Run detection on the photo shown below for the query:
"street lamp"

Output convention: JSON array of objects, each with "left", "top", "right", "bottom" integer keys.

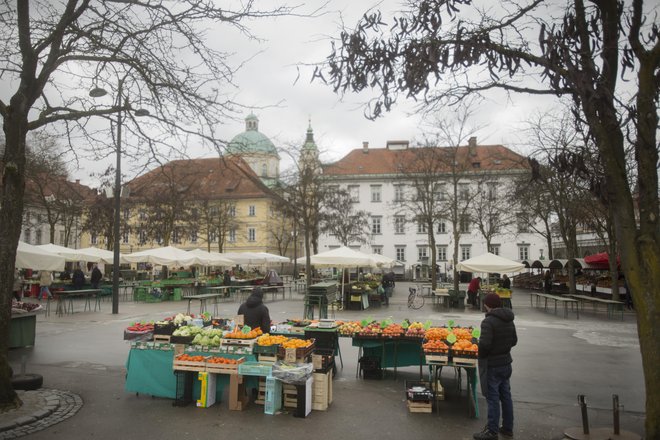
[{"left": 90, "top": 82, "right": 149, "bottom": 314}]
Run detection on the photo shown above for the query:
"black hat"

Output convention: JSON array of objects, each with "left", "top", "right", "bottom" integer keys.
[{"left": 484, "top": 293, "right": 502, "bottom": 309}]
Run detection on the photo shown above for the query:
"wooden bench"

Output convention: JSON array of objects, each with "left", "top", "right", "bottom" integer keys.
[
  {"left": 569, "top": 294, "right": 625, "bottom": 320},
  {"left": 530, "top": 292, "right": 579, "bottom": 319}
]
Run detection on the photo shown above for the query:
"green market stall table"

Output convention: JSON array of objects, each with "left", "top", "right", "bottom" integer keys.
[
  {"left": 54, "top": 289, "right": 102, "bottom": 317},
  {"left": 9, "top": 312, "right": 37, "bottom": 348},
  {"left": 125, "top": 343, "right": 257, "bottom": 406},
  {"left": 426, "top": 355, "right": 480, "bottom": 418},
  {"left": 352, "top": 336, "right": 424, "bottom": 379}
]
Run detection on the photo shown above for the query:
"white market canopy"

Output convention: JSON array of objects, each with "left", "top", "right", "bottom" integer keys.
[
  {"left": 77, "top": 246, "right": 129, "bottom": 264},
  {"left": 369, "top": 253, "right": 399, "bottom": 268},
  {"left": 222, "top": 252, "right": 289, "bottom": 265},
  {"left": 16, "top": 241, "right": 66, "bottom": 271},
  {"left": 296, "top": 246, "right": 379, "bottom": 268},
  {"left": 186, "top": 249, "right": 234, "bottom": 266},
  {"left": 456, "top": 252, "right": 525, "bottom": 274},
  {"left": 36, "top": 243, "right": 99, "bottom": 262},
  {"left": 123, "top": 246, "right": 201, "bottom": 267}
]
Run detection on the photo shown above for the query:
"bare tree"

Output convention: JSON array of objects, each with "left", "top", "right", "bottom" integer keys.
[
  {"left": 0, "top": 0, "right": 296, "bottom": 408},
  {"left": 319, "top": 190, "right": 370, "bottom": 246},
  {"left": 318, "top": 2, "right": 660, "bottom": 432},
  {"left": 195, "top": 199, "right": 238, "bottom": 253}
]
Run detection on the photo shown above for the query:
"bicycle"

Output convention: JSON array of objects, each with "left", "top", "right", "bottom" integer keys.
[{"left": 407, "top": 287, "right": 425, "bottom": 309}]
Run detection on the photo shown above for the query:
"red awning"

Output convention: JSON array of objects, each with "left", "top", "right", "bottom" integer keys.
[{"left": 584, "top": 252, "right": 619, "bottom": 268}]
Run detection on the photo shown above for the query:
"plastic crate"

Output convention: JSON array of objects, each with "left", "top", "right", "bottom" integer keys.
[
  {"left": 238, "top": 361, "right": 273, "bottom": 377},
  {"left": 359, "top": 356, "right": 381, "bottom": 379},
  {"left": 264, "top": 376, "right": 282, "bottom": 415},
  {"left": 173, "top": 370, "right": 194, "bottom": 407},
  {"left": 405, "top": 380, "right": 434, "bottom": 402}
]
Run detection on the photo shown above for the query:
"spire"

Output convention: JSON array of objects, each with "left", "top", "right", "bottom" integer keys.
[{"left": 303, "top": 116, "right": 317, "bottom": 151}]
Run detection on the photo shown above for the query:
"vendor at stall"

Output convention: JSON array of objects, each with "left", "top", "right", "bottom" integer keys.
[{"left": 237, "top": 287, "right": 271, "bottom": 334}]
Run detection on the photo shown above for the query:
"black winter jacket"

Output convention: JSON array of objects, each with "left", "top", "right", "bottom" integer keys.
[
  {"left": 237, "top": 293, "right": 271, "bottom": 334},
  {"left": 478, "top": 307, "right": 517, "bottom": 367}
]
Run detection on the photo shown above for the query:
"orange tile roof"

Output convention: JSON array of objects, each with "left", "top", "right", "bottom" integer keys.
[
  {"left": 322, "top": 144, "right": 529, "bottom": 176},
  {"left": 25, "top": 173, "right": 97, "bottom": 203},
  {"left": 126, "top": 156, "right": 273, "bottom": 200}
]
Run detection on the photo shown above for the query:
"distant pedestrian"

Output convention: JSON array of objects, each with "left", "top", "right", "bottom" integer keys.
[
  {"left": 543, "top": 271, "right": 552, "bottom": 294},
  {"left": 12, "top": 268, "right": 23, "bottom": 301},
  {"left": 623, "top": 277, "right": 633, "bottom": 310},
  {"left": 91, "top": 264, "right": 103, "bottom": 289},
  {"left": 468, "top": 276, "right": 482, "bottom": 309},
  {"left": 474, "top": 293, "right": 518, "bottom": 440},
  {"left": 39, "top": 270, "right": 54, "bottom": 300},
  {"left": 381, "top": 271, "right": 395, "bottom": 306},
  {"left": 72, "top": 265, "right": 86, "bottom": 290}
]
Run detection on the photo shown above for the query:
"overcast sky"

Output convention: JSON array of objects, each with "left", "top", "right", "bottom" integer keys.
[{"left": 8, "top": 0, "right": 559, "bottom": 187}]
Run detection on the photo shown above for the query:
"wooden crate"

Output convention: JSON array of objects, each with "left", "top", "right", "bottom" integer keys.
[
  {"left": 312, "top": 371, "right": 332, "bottom": 411},
  {"left": 452, "top": 356, "right": 478, "bottom": 366},
  {"left": 425, "top": 353, "right": 449, "bottom": 364},
  {"left": 255, "top": 378, "right": 266, "bottom": 405},
  {"left": 407, "top": 400, "right": 433, "bottom": 413},
  {"left": 221, "top": 338, "right": 257, "bottom": 348},
  {"left": 205, "top": 357, "right": 244, "bottom": 375},
  {"left": 153, "top": 334, "right": 171, "bottom": 343},
  {"left": 257, "top": 354, "right": 278, "bottom": 363},
  {"left": 282, "top": 383, "right": 298, "bottom": 408},
  {"left": 173, "top": 356, "right": 207, "bottom": 372}
]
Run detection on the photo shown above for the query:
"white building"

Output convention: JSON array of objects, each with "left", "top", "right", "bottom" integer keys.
[{"left": 318, "top": 138, "right": 547, "bottom": 280}]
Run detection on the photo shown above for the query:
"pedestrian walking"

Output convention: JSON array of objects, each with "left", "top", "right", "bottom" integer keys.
[
  {"left": 474, "top": 293, "right": 518, "bottom": 440},
  {"left": 381, "top": 271, "right": 395, "bottom": 306},
  {"left": 12, "top": 268, "right": 23, "bottom": 301},
  {"left": 39, "top": 270, "right": 54, "bottom": 300},
  {"left": 91, "top": 264, "right": 103, "bottom": 289},
  {"left": 72, "top": 265, "right": 86, "bottom": 290},
  {"left": 467, "top": 276, "right": 481, "bottom": 309}
]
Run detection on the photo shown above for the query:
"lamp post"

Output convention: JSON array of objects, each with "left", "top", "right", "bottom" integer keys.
[{"left": 90, "top": 80, "right": 148, "bottom": 314}]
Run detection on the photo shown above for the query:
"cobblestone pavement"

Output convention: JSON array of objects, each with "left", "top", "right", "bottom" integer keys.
[{"left": 0, "top": 389, "right": 82, "bottom": 439}]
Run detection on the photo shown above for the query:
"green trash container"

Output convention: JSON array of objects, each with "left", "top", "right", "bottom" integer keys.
[{"left": 172, "top": 288, "right": 182, "bottom": 301}]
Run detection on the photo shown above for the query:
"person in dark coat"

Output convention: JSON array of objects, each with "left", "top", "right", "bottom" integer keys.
[
  {"left": 90, "top": 264, "right": 103, "bottom": 289},
  {"left": 474, "top": 293, "right": 518, "bottom": 440},
  {"left": 237, "top": 287, "right": 271, "bottom": 334},
  {"left": 72, "top": 265, "right": 86, "bottom": 290},
  {"left": 499, "top": 274, "right": 511, "bottom": 289},
  {"left": 381, "top": 271, "right": 395, "bottom": 306}
]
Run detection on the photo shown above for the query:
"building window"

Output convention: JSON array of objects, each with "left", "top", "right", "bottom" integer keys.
[
  {"left": 139, "top": 229, "right": 147, "bottom": 245},
  {"left": 59, "top": 231, "right": 66, "bottom": 246},
  {"left": 487, "top": 182, "right": 498, "bottom": 200},
  {"left": 210, "top": 206, "right": 219, "bottom": 216},
  {"left": 90, "top": 233, "right": 97, "bottom": 245},
  {"left": 461, "top": 245, "right": 471, "bottom": 261},
  {"left": 459, "top": 183, "right": 469, "bottom": 200},
  {"left": 460, "top": 214, "right": 470, "bottom": 233},
  {"left": 24, "top": 229, "right": 32, "bottom": 244},
  {"left": 394, "top": 216, "right": 405, "bottom": 234},
  {"left": 229, "top": 206, "right": 236, "bottom": 217},
  {"left": 36, "top": 230, "right": 42, "bottom": 245},
  {"left": 123, "top": 208, "right": 130, "bottom": 220},
  {"left": 417, "top": 218, "right": 428, "bottom": 234},
  {"left": 261, "top": 163, "right": 267, "bottom": 177},
  {"left": 417, "top": 246, "right": 428, "bottom": 261},
  {"left": 248, "top": 205, "right": 256, "bottom": 216},
  {"left": 172, "top": 229, "right": 180, "bottom": 244},
  {"left": 395, "top": 246, "right": 406, "bottom": 262},
  {"left": 437, "top": 245, "right": 448, "bottom": 262},
  {"left": 517, "top": 213, "right": 529, "bottom": 233},
  {"left": 370, "top": 185, "right": 382, "bottom": 203},
  {"left": 191, "top": 230, "right": 198, "bottom": 243},
  {"left": 437, "top": 221, "right": 447, "bottom": 234},
  {"left": 348, "top": 185, "right": 359, "bottom": 202},
  {"left": 518, "top": 245, "right": 529, "bottom": 261},
  {"left": 228, "top": 228, "right": 236, "bottom": 243},
  {"left": 394, "top": 185, "right": 405, "bottom": 202},
  {"left": 209, "top": 230, "right": 217, "bottom": 243},
  {"left": 122, "top": 230, "right": 129, "bottom": 244},
  {"left": 139, "top": 210, "right": 146, "bottom": 220},
  {"left": 433, "top": 183, "right": 446, "bottom": 201},
  {"left": 372, "top": 246, "right": 383, "bottom": 255},
  {"left": 156, "top": 234, "right": 163, "bottom": 245},
  {"left": 248, "top": 227, "right": 256, "bottom": 242},
  {"left": 489, "top": 244, "right": 500, "bottom": 255},
  {"left": 371, "top": 216, "right": 382, "bottom": 234}
]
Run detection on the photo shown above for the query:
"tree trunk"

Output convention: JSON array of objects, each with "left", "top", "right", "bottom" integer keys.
[{"left": 0, "top": 110, "right": 29, "bottom": 408}]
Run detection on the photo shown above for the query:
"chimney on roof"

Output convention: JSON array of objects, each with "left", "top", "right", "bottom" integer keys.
[
  {"left": 468, "top": 137, "right": 477, "bottom": 148},
  {"left": 362, "top": 141, "right": 369, "bottom": 153},
  {"left": 75, "top": 179, "right": 80, "bottom": 184}
]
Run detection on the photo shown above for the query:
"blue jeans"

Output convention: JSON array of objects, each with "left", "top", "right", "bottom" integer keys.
[{"left": 486, "top": 364, "right": 513, "bottom": 433}]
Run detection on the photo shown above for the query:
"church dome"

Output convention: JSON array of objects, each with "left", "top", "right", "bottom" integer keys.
[{"left": 227, "top": 113, "right": 279, "bottom": 157}]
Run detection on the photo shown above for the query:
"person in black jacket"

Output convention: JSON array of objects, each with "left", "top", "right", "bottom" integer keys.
[
  {"left": 72, "top": 265, "right": 86, "bottom": 290},
  {"left": 474, "top": 293, "right": 517, "bottom": 440},
  {"left": 237, "top": 287, "right": 271, "bottom": 334},
  {"left": 90, "top": 264, "right": 103, "bottom": 289}
]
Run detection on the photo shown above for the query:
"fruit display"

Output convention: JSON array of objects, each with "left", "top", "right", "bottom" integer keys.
[
  {"left": 281, "top": 338, "right": 313, "bottom": 349},
  {"left": 224, "top": 327, "right": 262, "bottom": 339},
  {"left": 338, "top": 321, "right": 362, "bottom": 336},
  {"left": 191, "top": 328, "right": 223, "bottom": 346},
  {"left": 257, "top": 334, "right": 289, "bottom": 346},
  {"left": 451, "top": 339, "right": 479, "bottom": 354},
  {"left": 405, "top": 322, "right": 426, "bottom": 338},
  {"left": 425, "top": 327, "right": 450, "bottom": 341},
  {"left": 357, "top": 322, "right": 382, "bottom": 337},
  {"left": 451, "top": 327, "right": 473, "bottom": 340},
  {"left": 126, "top": 322, "right": 154, "bottom": 333},
  {"left": 422, "top": 340, "right": 449, "bottom": 353},
  {"left": 11, "top": 300, "right": 41, "bottom": 313},
  {"left": 382, "top": 323, "right": 405, "bottom": 337},
  {"left": 207, "top": 356, "right": 241, "bottom": 365},
  {"left": 175, "top": 354, "right": 205, "bottom": 362},
  {"left": 172, "top": 313, "right": 195, "bottom": 326}
]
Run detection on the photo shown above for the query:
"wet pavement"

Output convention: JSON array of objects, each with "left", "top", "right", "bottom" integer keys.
[{"left": 5, "top": 283, "right": 646, "bottom": 439}]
